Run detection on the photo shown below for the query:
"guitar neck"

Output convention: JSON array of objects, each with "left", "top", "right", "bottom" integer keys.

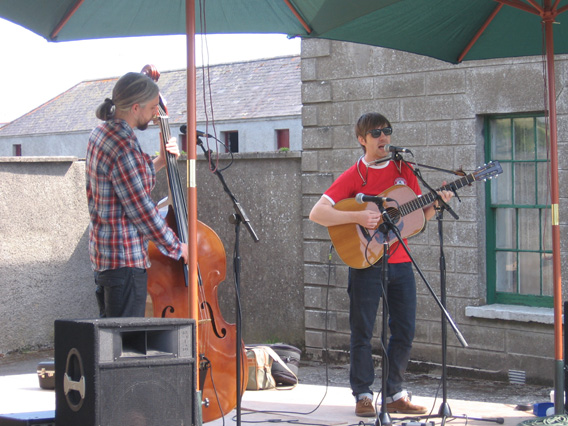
[{"left": 399, "top": 173, "right": 475, "bottom": 216}]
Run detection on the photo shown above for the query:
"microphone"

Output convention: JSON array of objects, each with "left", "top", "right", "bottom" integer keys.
[
  {"left": 179, "top": 124, "right": 213, "bottom": 138},
  {"left": 197, "top": 129, "right": 214, "bottom": 138},
  {"left": 384, "top": 144, "right": 412, "bottom": 154},
  {"left": 355, "top": 193, "right": 395, "bottom": 204}
]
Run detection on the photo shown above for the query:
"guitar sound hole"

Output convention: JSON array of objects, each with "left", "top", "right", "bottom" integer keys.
[{"left": 385, "top": 207, "right": 400, "bottom": 223}]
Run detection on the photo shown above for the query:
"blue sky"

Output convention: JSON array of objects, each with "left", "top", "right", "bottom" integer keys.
[{"left": 0, "top": 18, "right": 301, "bottom": 123}]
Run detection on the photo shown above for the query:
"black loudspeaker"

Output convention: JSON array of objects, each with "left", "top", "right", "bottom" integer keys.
[{"left": 55, "top": 317, "right": 196, "bottom": 426}]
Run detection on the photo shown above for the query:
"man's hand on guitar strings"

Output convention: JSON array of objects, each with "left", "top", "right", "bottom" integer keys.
[
  {"left": 358, "top": 208, "right": 382, "bottom": 230},
  {"left": 433, "top": 182, "right": 454, "bottom": 209}
]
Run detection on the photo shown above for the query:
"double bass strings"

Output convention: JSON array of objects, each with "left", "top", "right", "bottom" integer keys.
[{"left": 158, "top": 104, "right": 189, "bottom": 245}]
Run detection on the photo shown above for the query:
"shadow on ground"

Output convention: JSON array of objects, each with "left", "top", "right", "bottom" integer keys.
[
  {"left": 0, "top": 350, "right": 553, "bottom": 409},
  {"left": 299, "top": 360, "right": 552, "bottom": 406}
]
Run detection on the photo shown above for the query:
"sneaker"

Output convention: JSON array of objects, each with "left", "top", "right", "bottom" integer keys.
[
  {"left": 355, "top": 397, "right": 376, "bottom": 417},
  {"left": 386, "top": 395, "right": 427, "bottom": 414}
]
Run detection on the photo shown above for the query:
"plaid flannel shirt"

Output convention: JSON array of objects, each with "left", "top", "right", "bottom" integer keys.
[{"left": 86, "top": 119, "right": 182, "bottom": 271}]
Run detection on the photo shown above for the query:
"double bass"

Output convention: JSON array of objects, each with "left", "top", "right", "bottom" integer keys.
[{"left": 141, "top": 65, "right": 247, "bottom": 423}]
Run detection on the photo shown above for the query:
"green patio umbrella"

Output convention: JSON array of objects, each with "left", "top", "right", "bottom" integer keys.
[
  {"left": 1, "top": 0, "right": 566, "bottom": 414},
  {"left": 2, "top": 0, "right": 567, "bottom": 62}
]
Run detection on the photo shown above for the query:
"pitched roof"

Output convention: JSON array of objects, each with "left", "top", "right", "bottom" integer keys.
[{"left": 0, "top": 55, "right": 301, "bottom": 137}]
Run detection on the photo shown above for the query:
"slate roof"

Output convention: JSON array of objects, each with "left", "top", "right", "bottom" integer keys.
[{"left": 0, "top": 55, "right": 301, "bottom": 137}]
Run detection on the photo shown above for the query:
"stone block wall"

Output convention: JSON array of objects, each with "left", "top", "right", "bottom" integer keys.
[{"left": 300, "top": 38, "right": 568, "bottom": 384}]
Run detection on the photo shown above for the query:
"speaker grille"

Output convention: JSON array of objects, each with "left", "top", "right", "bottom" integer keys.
[{"left": 100, "top": 363, "right": 193, "bottom": 426}]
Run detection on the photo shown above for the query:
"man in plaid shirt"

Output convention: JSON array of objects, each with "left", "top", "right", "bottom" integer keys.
[{"left": 86, "top": 72, "right": 188, "bottom": 318}]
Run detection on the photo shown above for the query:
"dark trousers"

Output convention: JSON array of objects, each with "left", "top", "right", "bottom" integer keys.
[
  {"left": 348, "top": 262, "right": 416, "bottom": 398},
  {"left": 94, "top": 267, "right": 148, "bottom": 318}
]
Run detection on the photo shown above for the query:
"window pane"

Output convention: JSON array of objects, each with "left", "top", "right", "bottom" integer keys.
[
  {"left": 492, "top": 162, "right": 512, "bottom": 204},
  {"left": 542, "top": 253, "right": 553, "bottom": 296},
  {"left": 496, "top": 251, "right": 516, "bottom": 292},
  {"left": 536, "top": 117, "right": 548, "bottom": 160},
  {"left": 518, "top": 252, "right": 541, "bottom": 295},
  {"left": 514, "top": 163, "right": 535, "bottom": 205},
  {"left": 541, "top": 208, "right": 552, "bottom": 251},
  {"left": 277, "top": 129, "right": 290, "bottom": 150},
  {"left": 495, "top": 208, "right": 516, "bottom": 249},
  {"left": 537, "top": 162, "right": 550, "bottom": 205},
  {"left": 518, "top": 208, "right": 539, "bottom": 250},
  {"left": 490, "top": 118, "right": 512, "bottom": 160},
  {"left": 513, "top": 117, "right": 535, "bottom": 160}
]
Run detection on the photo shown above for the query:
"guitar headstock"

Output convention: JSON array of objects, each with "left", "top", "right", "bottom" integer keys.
[{"left": 472, "top": 161, "right": 503, "bottom": 182}]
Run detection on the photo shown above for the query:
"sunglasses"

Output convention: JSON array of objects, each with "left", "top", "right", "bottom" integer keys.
[{"left": 366, "top": 127, "right": 393, "bottom": 138}]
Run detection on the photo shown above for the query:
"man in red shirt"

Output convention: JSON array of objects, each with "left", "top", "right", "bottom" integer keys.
[{"left": 310, "top": 112, "right": 453, "bottom": 417}]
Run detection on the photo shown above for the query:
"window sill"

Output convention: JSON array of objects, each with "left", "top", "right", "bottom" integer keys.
[{"left": 465, "top": 304, "right": 554, "bottom": 325}]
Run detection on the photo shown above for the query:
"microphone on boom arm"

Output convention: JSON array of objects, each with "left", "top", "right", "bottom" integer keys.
[
  {"left": 179, "top": 124, "right": 213, "bottom": 138},
  {"left": 384, "top": 144, "right": 412, "bottom": 154},
  {"left": 355, "top": 193, "right": 395, "bottom": 204}
]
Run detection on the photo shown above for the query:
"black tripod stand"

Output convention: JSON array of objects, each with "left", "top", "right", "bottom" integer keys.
[
  {"left": 417, "top": 206, "right": 503, "bottom": 426},
  {"left": 374, "top": 201, "right": 394, "bottom": 426},
  {"left": 393, "top": 155, "right": 504, "bottom": 425},
  {"left": 367, "top": 196, "right": 468, "bottom": 426},
  {"left": 196, "top": 135, "right": 259, "bottom": 426}
]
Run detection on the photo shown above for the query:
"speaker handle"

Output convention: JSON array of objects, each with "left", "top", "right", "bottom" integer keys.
[{"left": 64, "top": 348, "right": 86, "bottom": 412}]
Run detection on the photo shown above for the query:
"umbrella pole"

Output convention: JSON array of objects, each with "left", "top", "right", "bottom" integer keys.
[
  {"left": 543, "top": 13, "right": 564, "bottom": 415},
  {"left": 186, "top": 0, "right": 201, "bottom": 421}
]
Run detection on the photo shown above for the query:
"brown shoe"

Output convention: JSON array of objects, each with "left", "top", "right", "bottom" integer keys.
[
  {"left": 386, "top": 395, "right": 427, "bottom": 414},
  {"left": 355, "top": 397, "right": 376, "bottom": 417}
]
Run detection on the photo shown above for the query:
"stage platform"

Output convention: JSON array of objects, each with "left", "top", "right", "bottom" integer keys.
[{"left": 0, "top": 371, "right": 546, "bottom": 426}]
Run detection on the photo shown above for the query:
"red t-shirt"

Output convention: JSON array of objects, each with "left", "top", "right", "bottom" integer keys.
[{"left": 324, "top": 158, "right": 422, "bottom": 263}]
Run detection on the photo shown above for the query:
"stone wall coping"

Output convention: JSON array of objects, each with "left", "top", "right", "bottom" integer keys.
[
  {"left": 0, "top": 151, "right": 302, "bottom": 164},
  {"left": 465, "top": 304, "right": 554, "bottom": 325},
  {"left": 195, "top": 151, "right": 302, "bottom": 161},
  {"left": 0, "top": 156, "right": 78, "bottom": 163}
]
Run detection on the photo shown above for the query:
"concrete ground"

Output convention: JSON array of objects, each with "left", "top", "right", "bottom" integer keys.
[{"left": 0, "top": 349, "right": 556, "bottom": 426}]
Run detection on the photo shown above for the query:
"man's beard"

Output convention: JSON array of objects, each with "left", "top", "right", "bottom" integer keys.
[
  {"left": 136, "top": 115, "right": 152, "bottom": 131},
  {"left": 136, "top": 121, "right": 149, "bottom": 131}
]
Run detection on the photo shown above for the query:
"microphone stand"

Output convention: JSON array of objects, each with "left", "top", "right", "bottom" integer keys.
[
  {"left": 370, "top": 199, "right": 466, "bottom": 426},
  {"left": 394, "top": 154, "right": 504, "bottom": 425},
  {"left": 383, "top": 154, "right": 466, "bottom": 345},
  {"left": 196, "top": 136, "right": 259, "bottom": 426},
  {"left": 373, "top": 200, "right": 395, "bottom": 426}
]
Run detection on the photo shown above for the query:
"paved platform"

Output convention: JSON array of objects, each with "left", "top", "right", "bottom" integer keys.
[{"left": 0, "top": 372, "right": 542, "bottom": 426}]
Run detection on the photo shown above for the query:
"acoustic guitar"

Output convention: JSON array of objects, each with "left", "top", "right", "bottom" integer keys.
[{"left": 328, "top": 161, "right": 502, "bottom": 269}]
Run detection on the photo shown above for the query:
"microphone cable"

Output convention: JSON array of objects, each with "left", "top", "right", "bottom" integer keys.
[{"left": 236, "top": 245, "right": 335, "bottom": 424}]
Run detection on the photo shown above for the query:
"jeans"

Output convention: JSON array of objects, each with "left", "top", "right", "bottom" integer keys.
[
  {"left": 94, "top": 267, "right": 148, "bottom": 318},
  {"left": 348, "top": 262, "right": 416, "bottom": 398}
]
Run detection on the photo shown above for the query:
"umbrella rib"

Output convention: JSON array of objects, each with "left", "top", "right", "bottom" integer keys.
[
  {"left": 457, "top": 3, "right": 503, "bottom": 63},
  {"left": 283, "top": 0, "right": 312, "bottom": 34},
  {"left": 524, "top": 0, "right": 545, "bottom": 13},
  {"left": 50, "top": 0, "right": 84, "bottom": 40},
  {"left": 459, "top": 0, "right": 551, "bottom": 62},
  {"left": 496, "top": 0, "right": 542, "bottom": 15}
]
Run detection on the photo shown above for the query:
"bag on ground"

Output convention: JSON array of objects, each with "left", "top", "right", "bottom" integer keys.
[
  {"left": 267, "top": 344, "right": 301, "bottom": 386},
  {"left": 246, "top": 346, "right": 276, "bottom": 390},
  {"left": 245, "top": 344, "right": 301, "bottom": 390}
]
